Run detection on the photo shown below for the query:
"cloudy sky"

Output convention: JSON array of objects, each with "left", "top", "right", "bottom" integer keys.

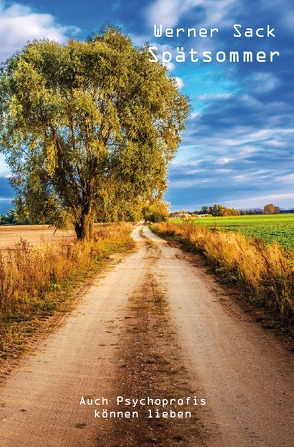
[{"left": 0, "top": 0, "right": 293, "bottom": 213}]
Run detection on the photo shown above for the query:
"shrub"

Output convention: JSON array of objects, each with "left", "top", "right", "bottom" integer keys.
[
  {"left": 0, "top": 223, "right": 134, "bottom": 350},
  {"left": 152, "top": 222, "right": 294, "bottom": 332}
]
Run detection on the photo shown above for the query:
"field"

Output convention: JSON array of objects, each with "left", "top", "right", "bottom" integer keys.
[
  {"left": 0, "top": 223, "right": 134, "bottom": 352},
  {"left": 0, "top": 225, "right": 76, "bottom": 253},
  {"left": 153, "top": 221, "right": 294, "bottom": 332},
  {"left": 170, "top": 214, "right": 294, "bottom": 251}
]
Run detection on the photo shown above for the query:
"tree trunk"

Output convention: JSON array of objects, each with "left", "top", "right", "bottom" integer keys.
[{"left": 74, "top": 207, "right": 94, "bottom": 240}]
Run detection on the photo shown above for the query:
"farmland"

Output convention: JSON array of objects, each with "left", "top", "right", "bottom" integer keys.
[
  {"left": 0, "top": 223, "right": 134, "bottom": 352},
  {"left": 170, "top": 214, "right": 294, "bottom": 251},
  {"left": 0, "top": 225, "right": 76, "bottom": 252},
  {"left": 153, "top": 220, "right": 294, "bottom": 332}
]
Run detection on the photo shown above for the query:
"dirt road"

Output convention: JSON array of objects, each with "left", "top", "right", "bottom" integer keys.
[{"left": 0, "top": 225, "right": 293, "bottom": 446}]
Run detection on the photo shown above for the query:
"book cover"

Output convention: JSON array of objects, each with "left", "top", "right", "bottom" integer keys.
[{"left": 0, "top": 1, "right": 293, "bottom": 446}]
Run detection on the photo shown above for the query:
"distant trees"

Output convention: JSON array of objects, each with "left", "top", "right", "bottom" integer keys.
[
  {"left": 0, "top": 26, "right": 190, "bottom": 239},
  {"left": 263, "top": 203, "right": 280, "bottom": 215},
  {"left": 143, "top": 201, "right": 169, "bottom": 223},
  {"left": 195, "top": 204, "right": 240, "bottom": 217},
  {"left": 212, "top": 204, "right": 240, "bottom": 216},
  {"left": 0, "top": 209, "right": 19, "bottom": 225},
  {"left": 173, "top": 205, "right": 283, "bottom": 217},
  {"left": 199, "top": 206, "right": 209, "bottom": 215}
]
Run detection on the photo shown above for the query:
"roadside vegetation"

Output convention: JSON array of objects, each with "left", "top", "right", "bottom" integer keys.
[
  {"left": 0, "top": 224, "right": 134, "bottom": 352},
  {"left": 152, "top": 221, "right": 294, "bottom": 334},
  {"left": 170, "top": 214, "right": 294, "bottom": 251}
]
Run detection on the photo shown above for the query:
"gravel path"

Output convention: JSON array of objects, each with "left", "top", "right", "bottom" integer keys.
[{"left": 0, "top": 225, "right": 293, "bottom": 446}]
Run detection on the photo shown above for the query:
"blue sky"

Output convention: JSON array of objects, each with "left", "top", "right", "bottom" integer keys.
[{"left": 0, "top": 0, "right": 293, "bottom": 213}]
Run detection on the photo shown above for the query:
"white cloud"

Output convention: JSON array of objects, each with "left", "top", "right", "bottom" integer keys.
[
  {"left": 221, "top": 138, "right": 242, "bottom": 146},
  {"left": 146, "top": 0, "right": 235, "bottom": 28},
  {"left": 223, "top": 193, "right": 294, "bottom": 209},
  {"left": 190, "top": 112, "right": 201, "bottom": 119},
  {"left": 215, "top": 157, "right": 231, "bottom": 165},
  {"left": 0, "top": 154, "right": 9, "bottom": 173},
  {"left": 264, "top": 139, "right": 284, "bottom": 147},
  {"left": 175, "top": 76, "right": 184, "bottom": 89},
  {"left": 171, "top": 178, "right": 211, "bottom": 188},
  {"left": 148, "top": 42, "right": 176, "bottom": 69},
  {"left": 247, "top": 129, "right": 274, "bottom": 140},
  {"left": 165, "top": 60, "right": 176, "bottom": 70},
  {"left": 248, "top": 128, "right": 294, "bottom": 141},
  {"left": 170, "top": 160, "right": 199, "bottom": 167},
  {"left": 186, "top": 169, "right": 205, "bottom": 174},
  {"left": 274, "top": 173, "right": 294, "bottom": 184},
  {"left": 197, "top": 93, "right": 232, "bottom": 101},
  {"left": 129, "top": 32, "right": 150, "bottom": 46},
  {"left": 250, "top": 73, "right": 279, "bottom": 93},
  {"left": 147, "top": 0, "right": 181, "bottom": 27},
  {"left": 233, "top": 174, "right": 250, "bottom": 183},
  {"left": 0, "top": 0, "right": 79, "bottom": 61},
  {"left": 240, "top": 94, "right": 262, "bottom": 108},
  {"left": 216, "top": 169, "right": 232, "bottom": 173}
]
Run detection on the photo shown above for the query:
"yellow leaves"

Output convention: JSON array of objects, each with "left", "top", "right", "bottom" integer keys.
[
  {"left": 71, "top": 89, "right": 103, "bottom": 124},
  {"left": 44, "top": 141, "right": 57, "bottom": 176},
  {"left": 0, "top": 27, "right": 190, "bottom": 231}
]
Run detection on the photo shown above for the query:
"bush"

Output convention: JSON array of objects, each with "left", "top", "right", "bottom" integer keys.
[
  {"left": 143, "top": 201, "right": 169, "bottom": 223},
  {"left": 152, "top": 222, "right": 294, "bottom": 333},
  {"left": 0, "top": 223, "right": 134, "bottom": 350}
]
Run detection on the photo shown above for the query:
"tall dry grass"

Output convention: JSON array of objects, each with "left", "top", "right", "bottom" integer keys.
[
  {"left": 0, "top": 223, "right": 134, "bottom": 351},
  {"left": 152, "top": 222, "right": 294, "bottom": 332}
]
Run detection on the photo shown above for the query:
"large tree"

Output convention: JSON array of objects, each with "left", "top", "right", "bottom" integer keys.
[{"left": 0, "top": 26, "right": 190, "bottom": 239}]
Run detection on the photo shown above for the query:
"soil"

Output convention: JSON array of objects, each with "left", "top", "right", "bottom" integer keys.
[
  {"left": 0, "top": 225, "right": 293, "bottom": 446},
  {"left": 0, "top": 225, "right": 76, "bottom": 252}
]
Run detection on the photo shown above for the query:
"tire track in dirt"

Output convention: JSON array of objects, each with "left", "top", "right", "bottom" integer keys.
[
  {"left": 95, "top": 237, "right": 206, "bottom": 446},
  {"left": 0, "top": 227, "right": 205, "bottom": 446},
  {"left": 0, "top": 225, "right": 293, "bottom": 447}
]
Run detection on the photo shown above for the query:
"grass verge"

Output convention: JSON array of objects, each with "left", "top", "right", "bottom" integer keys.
[
  {"left": 0, "top": 223, "right": 135, "bottom": 353},
  {"left": 152, "top": 222, "right": 294, "bottom": 335}
]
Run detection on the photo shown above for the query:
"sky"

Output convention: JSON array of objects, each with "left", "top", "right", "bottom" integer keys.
[{"left": 0, "top": 0, "right": 293, "bottom": 213}]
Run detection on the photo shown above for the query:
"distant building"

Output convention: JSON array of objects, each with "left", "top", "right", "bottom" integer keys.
[{"left": 169, "top": 210, "right": 190, "bottom": 218}]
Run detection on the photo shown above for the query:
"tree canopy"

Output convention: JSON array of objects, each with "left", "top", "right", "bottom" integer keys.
[
  {"left": 196, "top": 204, "right": 240, "bottom": 216},
  {"left": 0, "top": 26, "right": 190, "bottom": 239},
  {"left": 263, "top": 203, "right": 280, "bottom": 215}
]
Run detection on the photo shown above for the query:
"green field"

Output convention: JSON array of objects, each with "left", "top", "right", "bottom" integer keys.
[{"left": 170, "top": 214, "right": 294, "bottom": 251}]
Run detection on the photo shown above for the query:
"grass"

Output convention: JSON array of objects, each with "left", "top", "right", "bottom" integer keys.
[
  {"left": 152, "top": 221, "right": 294, "bottom": 335},
  {"left": 170, "top": 214, "right": 294, "bottom": 251},
  {"left": 0, "top": 223, "right": 135, "bottom": 352}
]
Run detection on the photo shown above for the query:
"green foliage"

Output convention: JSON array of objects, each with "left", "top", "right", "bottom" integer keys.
[
  {"left": 197, "top": 204, "right": 240, "bottom": 216},
  {"left": 0, "top": 209, "right": 19, "bottom": 225},
  {"left": 0, "top": 25, "right": 190, "bottom": 239},
  {"left": 143, "top": 201, "right": 169, "bottom": 222}
]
